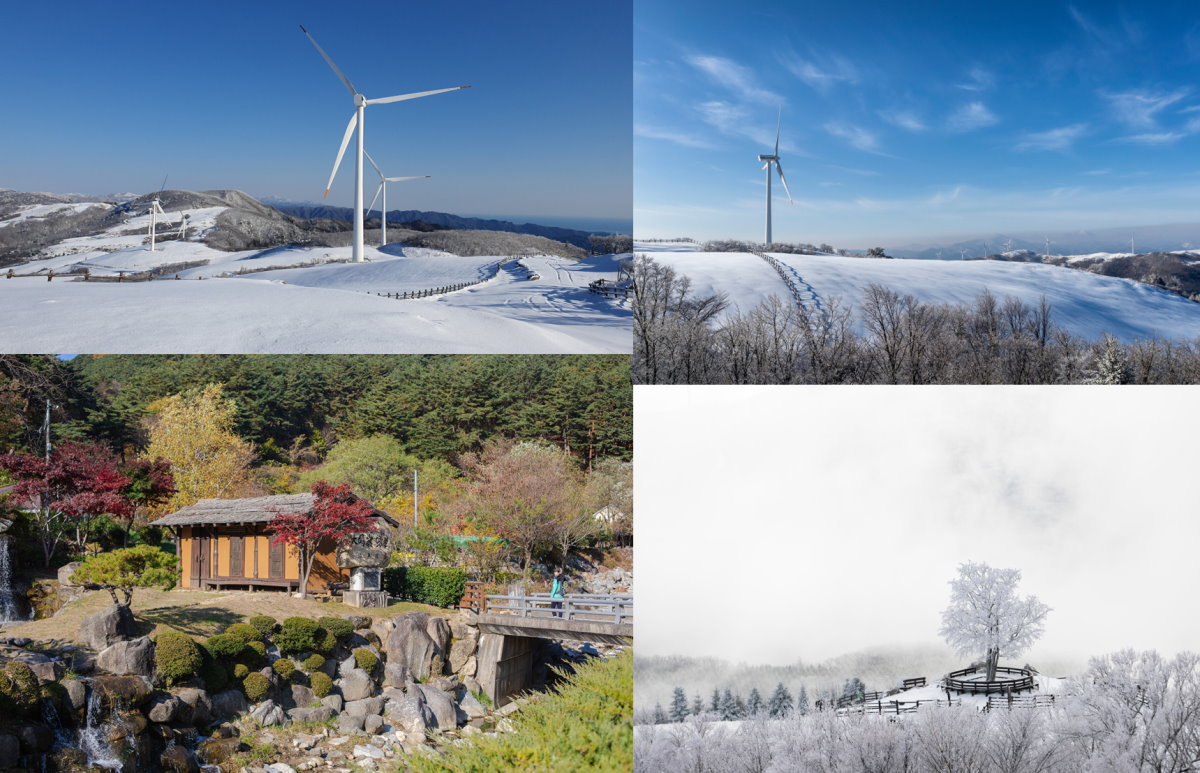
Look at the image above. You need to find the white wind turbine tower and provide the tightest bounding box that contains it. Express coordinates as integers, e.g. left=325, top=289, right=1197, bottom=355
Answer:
left=301, top=25, right=469, bottom=263
left=1044, top=235, right=1051, bottom=256
left=147, top=197, right=172, bottom=252
left=365, top=150, right=429, bottom=248
left=757, top=108, right=794, bottom=245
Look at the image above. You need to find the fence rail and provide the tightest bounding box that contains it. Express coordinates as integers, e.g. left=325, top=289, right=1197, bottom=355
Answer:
left=944, top=666, right=1037, bottom=695
left=986, top=694, right=1057, bottom=711
left=588, top=278, right=632, bottom=298
left=484, top=592, right=632, bottom=625
left=370, top=257, right=516, bottom=300
left=839, top=698, right=962, bottom=716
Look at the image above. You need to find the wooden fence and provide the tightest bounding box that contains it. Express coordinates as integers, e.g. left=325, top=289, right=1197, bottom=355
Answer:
left=484, top=592, right=633, bottom=625
left=588, top=278, right=632, bottom=298
left=903, top=677, right=927, bottom=690
left=459, top=581, right=487, bottom=613
left=370, top=257, right=514, bottom=300
left=839, top=698, right=962, bottom=716
left=944, top=666, right=1037, bottom=695
left=985, top=694, right=1057, bottom=711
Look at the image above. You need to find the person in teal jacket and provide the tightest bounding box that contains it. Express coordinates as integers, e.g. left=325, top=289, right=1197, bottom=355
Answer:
left=550, top=568, right=566, bottom=617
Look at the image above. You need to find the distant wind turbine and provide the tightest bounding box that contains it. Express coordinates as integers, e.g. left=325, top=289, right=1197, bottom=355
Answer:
left=1043, top=236, right=1051, bottom=256
left=300, top=24, right=470, bottom=263
left=757, top=108, right=794, bottom=245
left=1130, top=235, right=1136, bottom=254
left=364, top=150, right=429, bottom=248
left=147, top=197, right=170, bottom=251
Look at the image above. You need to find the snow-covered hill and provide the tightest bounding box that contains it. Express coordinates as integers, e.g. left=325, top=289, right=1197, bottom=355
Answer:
left=640, top=243, right=1200, bottom=342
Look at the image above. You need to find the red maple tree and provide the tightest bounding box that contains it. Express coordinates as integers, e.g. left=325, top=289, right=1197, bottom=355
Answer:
left=0, top=442, right=175, bottom=564
left=266, top=481, right=376, bottom=598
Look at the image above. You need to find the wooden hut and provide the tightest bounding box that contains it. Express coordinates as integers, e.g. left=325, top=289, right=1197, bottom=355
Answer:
left=153, top=493, right=396, bottom=594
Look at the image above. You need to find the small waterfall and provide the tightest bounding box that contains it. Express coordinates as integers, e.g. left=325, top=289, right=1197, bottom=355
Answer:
left=78, top=684, right=123, bottom=770
left=0, top=535, right=19, bottom=622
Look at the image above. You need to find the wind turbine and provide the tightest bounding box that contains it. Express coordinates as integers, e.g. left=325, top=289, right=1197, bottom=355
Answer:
left=147, top=198, right=172, bottom=251
left=300, top=24, right=469, bottom=263
left=364, top=150, right=429, bottom=248
left=1043, top=236, right=1051, bottom=256
left=757, top=108, right=794, bottom=245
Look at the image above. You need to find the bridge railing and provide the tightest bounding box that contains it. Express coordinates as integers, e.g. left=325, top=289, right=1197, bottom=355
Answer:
left=484, top=592, right=633, bottom=625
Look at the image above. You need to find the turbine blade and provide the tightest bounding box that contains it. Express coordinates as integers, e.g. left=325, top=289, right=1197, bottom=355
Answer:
left=368, top=182, right=383, bottom=216
left=366, top=85, right=471, bottom=105
left=324, top=112, right=358, bottom=198
left=775, top=160, right=795, bottom=203
left=761, top=162, right=769, bottom=171
left=774, top=106, right=782, bottom=156
left=384, top=176, right=430, bottom=182
left=300, top=24, right=358, bottom=96
left=364, top=149, right=384, bottom=179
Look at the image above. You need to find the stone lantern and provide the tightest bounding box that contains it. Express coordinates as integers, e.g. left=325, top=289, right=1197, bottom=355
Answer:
left=337, top=525, right=391, bottom=608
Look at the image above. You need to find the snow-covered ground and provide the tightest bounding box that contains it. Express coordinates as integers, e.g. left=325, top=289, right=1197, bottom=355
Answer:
left=639, top=244, right=1200, bottom=342
left=0, top=202, right=107, bottom=227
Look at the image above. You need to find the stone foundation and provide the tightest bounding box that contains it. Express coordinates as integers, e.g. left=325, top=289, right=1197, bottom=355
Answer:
left=342, top=590, right=389, bottom=608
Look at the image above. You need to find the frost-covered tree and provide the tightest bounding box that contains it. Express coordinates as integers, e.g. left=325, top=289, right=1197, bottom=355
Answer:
left=1091, top=335, right=1132, bottom=385
left=939, top=561, right=1050, bottom=681
left=796, top=684, right=810, bottom=716
left=691, top=693, right=704, bottom=716
left=768, top=682, right=793, bottom=718
left=669, top=686, right=690, bottom=723
left=652, top=702, right=667, bottom=725
left=710, top=687, right=721, bottom=714
left=843, top=677, right=867, bottom=701
left=719, top=689, right=738, bottom=721
left=746, top=687, right=763, bottom=716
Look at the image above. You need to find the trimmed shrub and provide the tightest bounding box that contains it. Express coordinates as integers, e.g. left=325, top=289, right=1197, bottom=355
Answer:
left=225, top=622, right=263, bottom=644
left=248, top=615, right=278, bottom=639
left=155, top=633, right=203, bottom=686
left=0, top=662, right=40, bottom=716
left=246, top=641, right=267, bottom=660
left=353, top=648, right=378, bottom=673
left=242, top=672, right=270, bottom=702
left=233, top=664, right=250, bottom=680
left=276, top=617, right=320, bottom=655
left=318, top=617, right=354, bottom=641
left=383, top=566, right=467, bottom=608
left=272, top=659, right=296, bottom=681
left=308, top=671, right=333, bottom=698
left=313, top=627, right=337, bottom=655
left=302, top=653, right=326, bottom=673
left=205, top=633, right=246, bottom=660
left=200, top=661, right=229, bottom=692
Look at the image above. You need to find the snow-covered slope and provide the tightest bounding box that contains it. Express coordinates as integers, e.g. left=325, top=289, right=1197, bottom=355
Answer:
left=642, top=246, right=1200, bottom=342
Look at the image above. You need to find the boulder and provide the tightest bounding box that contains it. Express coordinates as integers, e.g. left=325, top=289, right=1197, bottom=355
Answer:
left=364, top=713, right=385, bottom=734
left=338, top=668, right=374, bottom=701
left=384, top=691, right=433, bottom=735
left=416, top=684, right=458, bottom=730
left=385, top=614, right=437, bottom=681
left=344, top=696, right=385, bottom=718
left=338, top=654, right=357, bottom=678
left=63, top=679, right=89, bottom=716
left=337, top=713, right=365, bottom=734
left=172, top=687, right=212, bottom=726
left=96, top=636, right=155, bottom=676
left=290, top=683, right=316, bottom=709
left=15, top=724, right=53, bottom=753
left=370, top=617, right=394, bottom=644
left=429, top=675, right=459, bottom=693
left=289, top=706, right=334, bottom=723
left=382, top=662, right=411, bottom=689
left=77, top=604, right=135, bottom=650
left=17, top=652, right=65, bottom=683
left=147, top=694, right=181, bottom=723
left=0, top=734, right=19, bottom=769
left=211, top=689, right=249, bottom=719
left=425, top=616, right=451, bottom=674
left=347, top=615, right=372, bottom=629
left=266, top=765, right=297, bottom=773
left=57, top=561, right=83, bottom=586
left=91, top=674, right=154, bottom=707
left=250, top=699, right=287, bottom=727
left=160, top=743, right=200, bottom=773
left=197, top=736, right=242, bottom=766
left=70, top=650, right=96, bottom=674
left=449, top=635, right=477, bottom=674
left=321, top=694, right=344, bottom=713
left=463, top=676, right=482, bottom=696
left=458, top=690, right=488, bottom=720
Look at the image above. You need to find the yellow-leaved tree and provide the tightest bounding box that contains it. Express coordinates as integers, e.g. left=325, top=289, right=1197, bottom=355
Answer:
left=144, top=384, right=256, bottom=515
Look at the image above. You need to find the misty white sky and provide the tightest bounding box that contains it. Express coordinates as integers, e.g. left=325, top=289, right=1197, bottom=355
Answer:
left=636, top=386, right=1200, bottom=668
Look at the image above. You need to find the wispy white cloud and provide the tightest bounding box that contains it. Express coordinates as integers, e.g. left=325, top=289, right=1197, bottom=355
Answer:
left=695, top=100, right=785, bottom=150
left=1015, top=123, right=1088, bottom=152
left=1113, top=131, right=1188, bottom=145
left=948, top=101, right=999, bottom=131
left=684, top=54, right=782, bottom=104
left=634, top=124, right=713, bottom=149
left=1102, top=88, right=1189, bottom=129
left=781, top=52, right=859, bottom=93
left=824, top=164, right=881, bottom=177
left=824, top=122, right=882, bottom=153
left=928, top=185, right=964, bottom=205
left=1083, top=169, right=1111, bottom=176
left=955, top=66, right=994, bottom=92
left=880, top=110, right=926, bottom=132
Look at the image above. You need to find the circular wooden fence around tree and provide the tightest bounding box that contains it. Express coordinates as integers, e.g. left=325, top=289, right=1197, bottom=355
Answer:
left=943, top=666, right=1036, bottom=695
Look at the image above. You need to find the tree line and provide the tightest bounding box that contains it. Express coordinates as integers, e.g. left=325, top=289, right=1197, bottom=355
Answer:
left=645, top=679, right=879, bottom=725
left=632, top=255, right=1200, bottom=384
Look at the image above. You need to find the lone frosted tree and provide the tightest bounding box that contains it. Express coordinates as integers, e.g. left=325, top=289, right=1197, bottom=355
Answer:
left=719, top=689, right=738, bottom=721
left=796, top=684, right=810, bottom=716
left=768, top=682, right=793, bottom=717
left=669, top=687, right=689, bottom=723
left=939, top=561, right=1050, bottom=682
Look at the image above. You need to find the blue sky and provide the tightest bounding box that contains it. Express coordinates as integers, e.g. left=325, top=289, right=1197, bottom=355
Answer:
left=1, top=1, right=631, bottom=229
left=636, top=0, right=1200, bottom=247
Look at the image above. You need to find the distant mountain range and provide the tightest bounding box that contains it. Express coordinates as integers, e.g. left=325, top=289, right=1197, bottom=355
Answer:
left=264, top=201, right=621, bottom=250
left=888, top=222, right=1200, bottom=259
